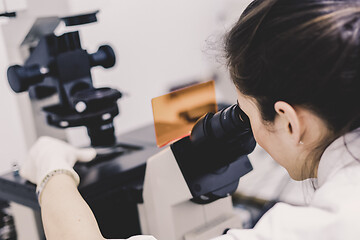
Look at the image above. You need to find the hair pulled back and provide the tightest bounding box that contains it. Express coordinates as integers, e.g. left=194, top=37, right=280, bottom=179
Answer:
left=225, top=0, right=360, bottom=137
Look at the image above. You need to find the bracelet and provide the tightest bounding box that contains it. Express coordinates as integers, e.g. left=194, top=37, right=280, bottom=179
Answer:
left=36, top=169, right=79, bottom=205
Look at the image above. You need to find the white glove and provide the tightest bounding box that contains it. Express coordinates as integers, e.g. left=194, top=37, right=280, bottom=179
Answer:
left=20, top=136, right=96, bottom=196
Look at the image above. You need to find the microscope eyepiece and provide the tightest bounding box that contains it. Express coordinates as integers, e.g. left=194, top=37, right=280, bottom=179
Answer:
left=190, top=104, right=254, bottom=155
left=209, top=104, right=251, bottom=140
left=171, top=103, right=256, bottom=202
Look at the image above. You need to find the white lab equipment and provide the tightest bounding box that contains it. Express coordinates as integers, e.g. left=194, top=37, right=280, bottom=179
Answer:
left=139, top=147, right=241, bottom=240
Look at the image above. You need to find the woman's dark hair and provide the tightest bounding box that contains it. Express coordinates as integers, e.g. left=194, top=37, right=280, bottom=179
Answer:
left=225, top=0, right=360, bottom=136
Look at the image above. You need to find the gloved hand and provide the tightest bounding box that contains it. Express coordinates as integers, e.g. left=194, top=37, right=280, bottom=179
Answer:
left=20, top=136, right=96, bottom=200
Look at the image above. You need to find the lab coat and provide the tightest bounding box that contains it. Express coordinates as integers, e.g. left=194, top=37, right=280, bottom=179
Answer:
left=121, top=128, right=360, bottom=240
left=214, top=128, right=360, bottom=240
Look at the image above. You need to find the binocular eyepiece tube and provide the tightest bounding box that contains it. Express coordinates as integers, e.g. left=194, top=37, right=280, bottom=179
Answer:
left=190, top=103, right=254, bottom=153
left=171, top=103, right=256, bottom=202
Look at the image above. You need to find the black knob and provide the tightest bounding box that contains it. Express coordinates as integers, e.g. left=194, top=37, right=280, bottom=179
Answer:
left=61, top=10, right=99, bottom=27
left=7, top=64, right=48, bottom=93
left=89, top=45, right=116, bottom=69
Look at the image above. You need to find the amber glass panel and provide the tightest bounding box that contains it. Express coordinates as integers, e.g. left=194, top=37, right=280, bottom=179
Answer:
left=152, top=81, right=217, bottom=147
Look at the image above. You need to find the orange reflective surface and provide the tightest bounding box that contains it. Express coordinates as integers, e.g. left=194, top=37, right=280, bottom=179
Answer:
left=152, top=81, right=217, bottom=147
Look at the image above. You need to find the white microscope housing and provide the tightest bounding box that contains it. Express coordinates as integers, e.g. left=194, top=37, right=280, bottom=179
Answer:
left=139, top=104, right=256, bottom=240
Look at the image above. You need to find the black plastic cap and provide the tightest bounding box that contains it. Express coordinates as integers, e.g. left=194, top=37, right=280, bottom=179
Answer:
left=89, top=45, right=116, bottom=69
left=7, top=65, right=31, bottom=93
left=7, top=64, right=45, bottom=93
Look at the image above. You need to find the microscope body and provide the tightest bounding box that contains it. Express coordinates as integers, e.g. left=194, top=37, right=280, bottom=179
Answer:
left=7, top=14, right=121, bottom=147
left=139, top=147, right=244, bottom=240
left=140, top=104, right=256, bottom=240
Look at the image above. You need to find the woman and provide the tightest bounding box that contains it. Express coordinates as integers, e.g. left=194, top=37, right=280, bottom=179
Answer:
left=20, top=0, right=360, bottom=239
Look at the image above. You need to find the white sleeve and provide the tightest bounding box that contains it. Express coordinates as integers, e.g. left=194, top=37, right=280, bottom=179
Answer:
left=210, top=202, right=340, bottom=240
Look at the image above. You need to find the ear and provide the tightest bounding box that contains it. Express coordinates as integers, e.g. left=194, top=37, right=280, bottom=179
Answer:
left=274, top=101, right=302, bottom=144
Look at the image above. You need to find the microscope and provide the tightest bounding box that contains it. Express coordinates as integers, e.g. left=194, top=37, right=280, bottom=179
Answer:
left=7, top=11, right=121, bottom=147
left=139, top=102, right=256, bottom=240
left=1, top=11, right=257, bottom=240
left=2, top=11, right=160, bottom=239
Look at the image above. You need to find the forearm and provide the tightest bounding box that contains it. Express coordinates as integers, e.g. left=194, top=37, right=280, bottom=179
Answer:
left=41, top=174, right=105, bottom=240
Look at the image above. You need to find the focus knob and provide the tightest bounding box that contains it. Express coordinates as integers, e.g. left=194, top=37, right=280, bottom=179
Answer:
left=7, top=64, right=48, bottom=93
left=89, top=45, right=116, bottom=69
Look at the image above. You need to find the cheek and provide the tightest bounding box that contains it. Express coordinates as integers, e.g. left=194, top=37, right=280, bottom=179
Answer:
left=250, top=119, right=283, bottom=163
left=250, top=119, right=296, bottom=175
left=249, top=118, right=270, bottom=149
